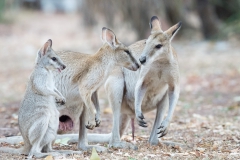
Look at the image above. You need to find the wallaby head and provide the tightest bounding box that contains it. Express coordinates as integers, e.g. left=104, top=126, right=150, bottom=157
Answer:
left=37, top=39, right=66, bottom=72
left=102, top=27, right=139, bottom=71
left=139, top=16, right=181, bottom=65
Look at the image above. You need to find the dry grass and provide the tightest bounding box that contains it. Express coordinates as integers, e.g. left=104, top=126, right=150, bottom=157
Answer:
left=0, top=11, right=239, bottom=159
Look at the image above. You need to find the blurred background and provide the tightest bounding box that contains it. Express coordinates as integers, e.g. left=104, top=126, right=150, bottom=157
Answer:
left=0, top=0, right=239, bottom=146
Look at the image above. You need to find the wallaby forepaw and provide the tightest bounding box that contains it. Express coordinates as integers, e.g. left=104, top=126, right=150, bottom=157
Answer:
left=56, top=97, right=66, bottom=105
left=95, top=117, right=101, bottom=127
left=85, top=122, right=95, bottom=130
left=136, top=112, right=147, bottom=127
left=157, top=119, right=169, bottom=138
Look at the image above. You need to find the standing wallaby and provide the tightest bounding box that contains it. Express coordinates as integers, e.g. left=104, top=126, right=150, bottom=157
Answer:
left=0, top=39, right=67, bottom=158
left=19, top=39, right=66, bottom=158
left=52, top=27, right=139, bottom=151
left=86, top=16, right=181, bottom=149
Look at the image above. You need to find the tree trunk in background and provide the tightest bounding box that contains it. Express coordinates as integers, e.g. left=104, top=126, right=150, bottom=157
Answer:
left=80, top=0, right=226, bottom=40
left=196, top=0, right=219, bottom=39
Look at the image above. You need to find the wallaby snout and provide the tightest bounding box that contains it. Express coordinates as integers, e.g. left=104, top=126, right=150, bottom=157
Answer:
left=62, top=65, right=66, bottom=70
left=136, top=63, right=140, bottom=69
left=133, top=62, right=140, bottom=70
left=139, top=56, right=146, bottom=64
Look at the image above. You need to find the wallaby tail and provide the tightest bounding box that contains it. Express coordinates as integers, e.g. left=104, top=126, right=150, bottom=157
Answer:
left=0, top=136, right=23, bottom=145
left=55, top=133, right=111, bottom=144
left=0, top=147, right=23, bottom=155
left=88, top=133, right=111, bottom=143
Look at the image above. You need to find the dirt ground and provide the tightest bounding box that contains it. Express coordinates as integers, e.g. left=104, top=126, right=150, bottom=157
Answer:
left=0, top=11, right=240, bottom=159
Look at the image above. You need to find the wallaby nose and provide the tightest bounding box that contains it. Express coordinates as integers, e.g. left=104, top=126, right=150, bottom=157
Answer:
left=62, top=65, right=66, bottom=70
left=139, top=56, right=146, bottom=64
left=136, top=63, right=140, bottom=69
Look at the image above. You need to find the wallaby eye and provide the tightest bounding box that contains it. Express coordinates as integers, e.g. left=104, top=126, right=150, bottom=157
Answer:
left=51, top=57, right=57, bottom=61
left=124, top=50, right=130, bottom=55
left=155, top=44, right=162, bottom=49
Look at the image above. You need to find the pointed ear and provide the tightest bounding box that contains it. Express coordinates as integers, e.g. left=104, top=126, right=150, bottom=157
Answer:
left=149, top=16, right=163, bottom=33
left=165, top=22, right=182, bottom=41
left=102, top=27, right=119, bottom=49
left=39, top=39, right=52, bottom=57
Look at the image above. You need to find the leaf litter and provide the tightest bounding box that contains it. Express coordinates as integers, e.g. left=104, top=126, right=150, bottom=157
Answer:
left=0, top=11, right=240, bottom=160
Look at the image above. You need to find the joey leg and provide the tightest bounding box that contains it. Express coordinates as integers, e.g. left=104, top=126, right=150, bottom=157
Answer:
left=92, top=91, right=101, bottom=127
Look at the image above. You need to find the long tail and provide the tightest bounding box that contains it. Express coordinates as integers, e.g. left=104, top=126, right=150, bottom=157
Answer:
left=0, top=136, right=23, bottom=144
left=0, top=147, right=23, bottom=155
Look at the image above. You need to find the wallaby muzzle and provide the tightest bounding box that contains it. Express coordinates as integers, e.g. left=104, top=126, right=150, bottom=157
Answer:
left=139, top=56, right=146, bottom=64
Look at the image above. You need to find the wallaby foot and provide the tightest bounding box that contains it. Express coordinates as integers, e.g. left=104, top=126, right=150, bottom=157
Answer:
left=108, top=141, right=138, bottom=150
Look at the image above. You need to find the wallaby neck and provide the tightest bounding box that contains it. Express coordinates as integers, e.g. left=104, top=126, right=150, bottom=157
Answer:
left=91, top=43, right=116, bottom=69
left=35, top=62, right=52, bottom=73
left=158, top=46, right=175, bottom=62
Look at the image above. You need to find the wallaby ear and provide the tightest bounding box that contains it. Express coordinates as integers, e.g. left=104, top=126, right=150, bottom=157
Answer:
left=102, top=27, right=119, bottom=49
left=165, top=22, right=182, bottom=41
left=150, top=16, right=163, bottom=33
left=39, top=39, right=52, bottom=57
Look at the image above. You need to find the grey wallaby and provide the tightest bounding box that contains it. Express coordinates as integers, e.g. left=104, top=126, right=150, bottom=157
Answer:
left=0, top=39, right=68, bottom=158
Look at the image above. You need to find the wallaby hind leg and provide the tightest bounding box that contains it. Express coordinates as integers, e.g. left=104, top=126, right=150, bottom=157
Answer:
left=21, top=136, right=32, bottom=155
left=105, top=71, right=137, bottom=150
left=27, top=113, right=50, bottom=158
left=149, top=91, right=169, bottom=145
left=78, top=108, right=106, bottom=152
left=42, top=143, right=52, bottom=153
left=109, top=113, right=137, bottom=150
left=40, top=126, right=57, bottom=152
left=27, top=139, right=42, bottom=158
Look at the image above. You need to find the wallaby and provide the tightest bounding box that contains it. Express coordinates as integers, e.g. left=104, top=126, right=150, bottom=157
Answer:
left=0, top=39, right=67, bottom=158
left=51, top=27, right=139, bottom=151
left=86, top=16, right=181, bottom=149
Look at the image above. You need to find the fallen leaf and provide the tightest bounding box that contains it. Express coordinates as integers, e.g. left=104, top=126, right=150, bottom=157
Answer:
left=196, top=148, right=205, bottom=153
left=123, top=153, right=130, bottom=157
left=54, top=137, right=70, bottom=146
left=103, top=107, right=112, bottom=114
left=147, top=154, right=156, bottom=158
left=90, top=147, right=100, bottom=160
left=44, top=155, right=53, bottom=160
left=116, top=152, right=123, bottom=155
left=195, top=151, right=201, bottom=157
left=162, top=153, right=171, bottom=157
